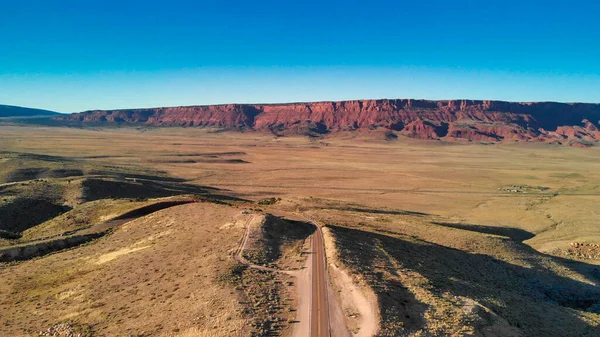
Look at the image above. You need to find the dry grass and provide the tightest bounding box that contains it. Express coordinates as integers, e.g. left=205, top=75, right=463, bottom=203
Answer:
left=0, top=203, right=249, bottom=336
left=19, top=198, right=154, bottom=242
left=3, top=126, right=598, bottom=253
left=291, top=198, right=600, bottom=336
left=2, top=125, right=600, bottom=335
left=221, top=213, right=311, bottom=336
left=0, top=146, right=242, bottom=247
left=218, top=262, right=297, bottom=337
left=241, top=214, right=312, bottom=270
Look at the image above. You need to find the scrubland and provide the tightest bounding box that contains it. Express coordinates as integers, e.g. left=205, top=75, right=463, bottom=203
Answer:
left=1, top=125, right=600, bottom=336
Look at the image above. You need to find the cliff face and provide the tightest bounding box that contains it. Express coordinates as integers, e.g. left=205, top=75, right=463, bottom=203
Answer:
left=55, top=99, right=600, bottom=146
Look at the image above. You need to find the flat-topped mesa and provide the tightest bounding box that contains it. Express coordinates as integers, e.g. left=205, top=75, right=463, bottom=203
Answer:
left=68, top=104, right=260, bottom=128
left=55, top=99, right=600, bottom=146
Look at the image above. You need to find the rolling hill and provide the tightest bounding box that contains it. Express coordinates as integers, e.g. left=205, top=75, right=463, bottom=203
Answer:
left=0, top=104, right=60, bottom=117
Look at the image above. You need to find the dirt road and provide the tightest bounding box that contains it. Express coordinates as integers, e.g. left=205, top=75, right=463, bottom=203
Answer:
left=234, top=214, right=334, bottom=337
left=310, top=225, right=331, bottom=337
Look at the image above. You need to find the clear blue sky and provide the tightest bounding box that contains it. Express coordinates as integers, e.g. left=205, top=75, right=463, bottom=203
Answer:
left=1, top=0, right=599, bottom=112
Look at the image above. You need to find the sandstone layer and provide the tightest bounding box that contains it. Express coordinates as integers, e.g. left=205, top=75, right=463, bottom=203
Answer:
left=55, top=99, right=600, bottom=146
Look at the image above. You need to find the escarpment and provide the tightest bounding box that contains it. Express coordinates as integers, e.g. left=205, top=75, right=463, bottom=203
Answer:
left=55, top=99, right=600, bottom=146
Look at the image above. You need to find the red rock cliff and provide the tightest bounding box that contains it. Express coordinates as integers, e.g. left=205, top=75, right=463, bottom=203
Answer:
left=55, top=99, right=600, bottom=146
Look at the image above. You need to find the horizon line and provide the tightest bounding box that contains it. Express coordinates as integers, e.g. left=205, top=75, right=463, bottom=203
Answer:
left=5, top=97, right=600, bottom=114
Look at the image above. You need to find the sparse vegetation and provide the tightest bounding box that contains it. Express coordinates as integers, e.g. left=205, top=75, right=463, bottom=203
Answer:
left=0, top=229, right=21, bottom=240
left=217, top=262, right=248, bottom=284
left=1, top=202, right=249, bottom=336
left=300, top=197, right=600, bottom=337
left=218, top=262, right=294, bottom=337
left=0, top=197, right=69, bottom=234
left=39, top=321, right=95, bottom=337
left=241, top=215, right=312, bottom=270
left=257, top=197, right=281, bottom=205
left=1, top=126, right=600, bottom=336
left=499, top=184, right=550, bottom=193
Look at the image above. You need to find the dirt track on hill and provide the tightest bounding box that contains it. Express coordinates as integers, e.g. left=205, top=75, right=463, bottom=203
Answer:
left=234, top=214, right=345, bottom=337
left=310, top=224, right=332, bottom=336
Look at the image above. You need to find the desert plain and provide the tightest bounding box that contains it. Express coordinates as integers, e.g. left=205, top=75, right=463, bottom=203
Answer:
left=1, top=124, right=600, bottom=337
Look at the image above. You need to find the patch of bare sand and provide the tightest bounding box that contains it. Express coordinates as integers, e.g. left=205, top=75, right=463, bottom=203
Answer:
left=93, top=227, right=174, bottom=264
left=290, top=258, right=311, bottom=337
left=94, top=245, right=151, bottom=264
left=322, top=226, right=379, bottom=337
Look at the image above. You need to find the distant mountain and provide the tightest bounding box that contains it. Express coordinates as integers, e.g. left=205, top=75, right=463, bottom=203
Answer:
left=0, top=104, right=60, bottom=117
left=55, top=99, right=600, bottom=146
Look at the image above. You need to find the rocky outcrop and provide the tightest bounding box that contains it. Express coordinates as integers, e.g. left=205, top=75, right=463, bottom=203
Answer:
left=62, top=104, right=260, bottom=128
left=54, top=99, right=600, bottom=146
left=401, top=120, right=447, bottom=139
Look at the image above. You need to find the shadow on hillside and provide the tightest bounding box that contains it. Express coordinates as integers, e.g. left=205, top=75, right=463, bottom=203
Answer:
left=316, top=206, right=428, bottom=217
left=430, top=221, right=600, bottom=284
left=87, top=170, right=190, bottom=183
left=264, top=216, right=315, bottom=263
left=46, top=169, right=84, bottom=178
left=0, top=198, right=71, bottom=233
left=432, top=222, right=535, bottom=242
left=329, top=225, right=600, bottom=337
left=0, top=152, right=73, bottom=163
left=6, top=168, right=84, bottom=183
left=6, top=168, right=49, bottom=182
left=147, top=158, right=250, bottom=164
left=243, top=215, right=315, bottom=267
left=157, top=151, right=247, bottom=157
left=82, top=178, right=247, bottom=203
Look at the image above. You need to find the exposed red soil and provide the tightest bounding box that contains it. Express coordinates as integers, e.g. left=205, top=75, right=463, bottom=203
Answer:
left=55, top=99, right=600, bottom=146
left=401, top=120, right=444, bottom=139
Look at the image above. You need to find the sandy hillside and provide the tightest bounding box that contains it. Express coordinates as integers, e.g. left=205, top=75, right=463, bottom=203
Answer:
left=0, top=203, right=249, bottom=336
